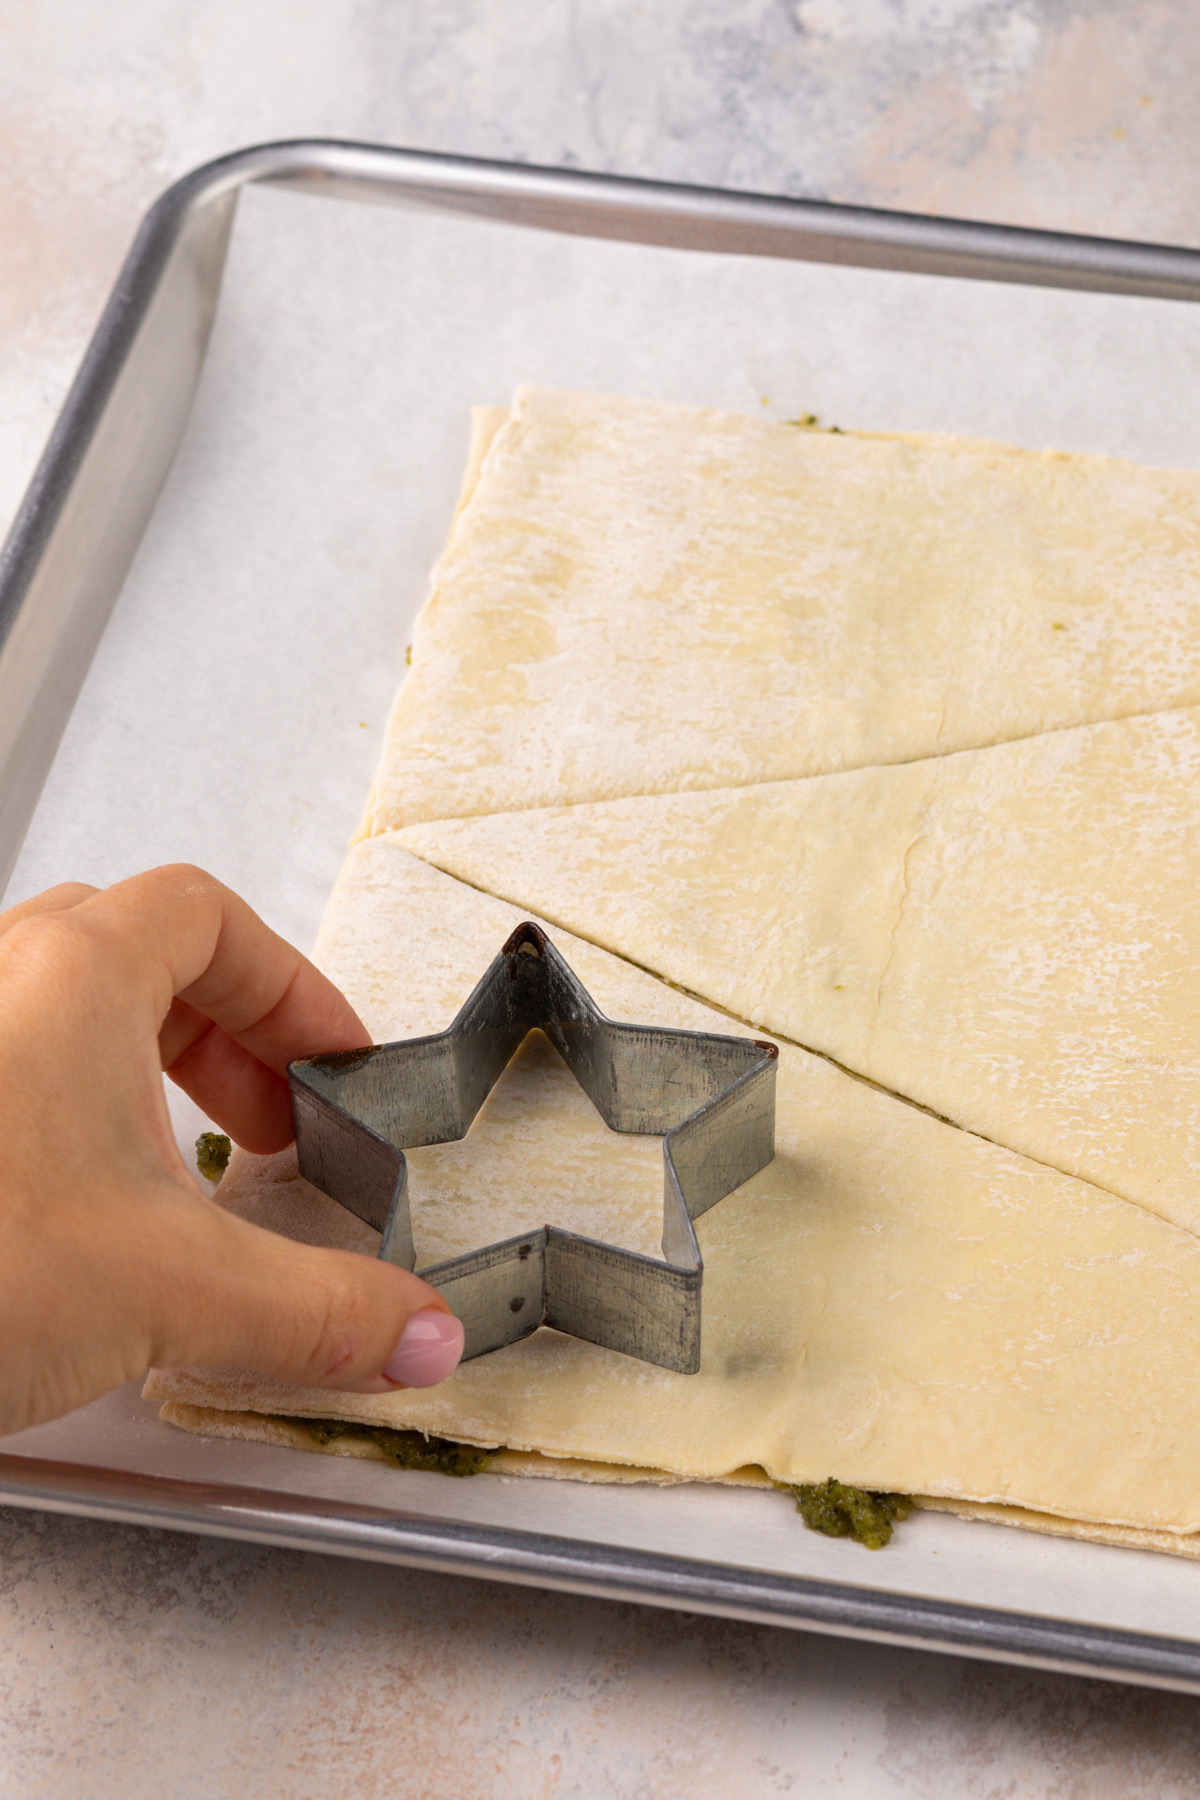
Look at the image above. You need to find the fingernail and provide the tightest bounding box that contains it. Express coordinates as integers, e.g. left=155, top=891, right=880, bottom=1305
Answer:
left=382, top=1308, right=465, bottom=1388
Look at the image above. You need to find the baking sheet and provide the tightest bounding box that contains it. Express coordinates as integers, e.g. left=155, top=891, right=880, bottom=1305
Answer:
left=7, top=1379, right=1200, bottom=1684
left=6, top=180, right=1200, bottom=1680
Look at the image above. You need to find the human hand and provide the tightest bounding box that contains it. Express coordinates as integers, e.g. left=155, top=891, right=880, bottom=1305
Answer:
left=0, top=865, right=464, bottom=1436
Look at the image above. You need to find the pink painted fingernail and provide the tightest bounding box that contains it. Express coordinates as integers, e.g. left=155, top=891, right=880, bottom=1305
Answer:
left=382, top=1308, right=465, bottom=1388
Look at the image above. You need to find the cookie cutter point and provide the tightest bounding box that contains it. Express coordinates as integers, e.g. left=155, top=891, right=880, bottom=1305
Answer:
left=288, top=924, right=777, bottom=1373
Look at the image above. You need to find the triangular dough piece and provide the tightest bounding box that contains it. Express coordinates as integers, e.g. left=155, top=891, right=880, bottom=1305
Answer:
left=394, top=706, right=1200, bottom=1235
left=361, top=385, right=1200, bottom=834
left=148, top=843, right=1200, bottom=1539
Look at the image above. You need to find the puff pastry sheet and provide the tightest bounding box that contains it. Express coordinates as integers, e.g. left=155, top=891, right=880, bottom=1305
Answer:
left=148, top=845, right=1200, bottom=1545
left=152, top=389, right=1200, bottom=1554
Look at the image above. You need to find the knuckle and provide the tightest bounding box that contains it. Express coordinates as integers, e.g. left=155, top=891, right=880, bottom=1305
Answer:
left=2, top=910, right=100, bottom=978
left=0, top=881, right=95, bottom=936
left=36, top=881, right=97, bottom=910
left=0, top=910, right=152, bottom=1029
left=153, top=862, right=218, bottom=898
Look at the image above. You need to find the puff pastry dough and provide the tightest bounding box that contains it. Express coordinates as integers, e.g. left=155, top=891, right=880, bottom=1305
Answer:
left=362, top=385, right=1200, bottom=833
left=152, top=391, right=1200, bottom=1554
left=147, top=845, right=1200, bottom=1543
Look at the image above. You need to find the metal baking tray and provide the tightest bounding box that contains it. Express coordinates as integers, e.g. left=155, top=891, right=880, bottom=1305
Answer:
left=5, top=139, right=1200, bottom=1691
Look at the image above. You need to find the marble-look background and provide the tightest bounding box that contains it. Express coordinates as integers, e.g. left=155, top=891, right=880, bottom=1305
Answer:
left=6, top=0, right=1200, bottom=544
left=5, top=3, right=1200, bottom=1794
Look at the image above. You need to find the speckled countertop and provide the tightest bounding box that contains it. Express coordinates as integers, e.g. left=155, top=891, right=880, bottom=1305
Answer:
left=6, top=5, right=1200, bottom=1795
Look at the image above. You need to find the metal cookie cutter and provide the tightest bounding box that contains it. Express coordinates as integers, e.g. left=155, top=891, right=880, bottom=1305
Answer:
left=288, top=923, right=778, bottom=1373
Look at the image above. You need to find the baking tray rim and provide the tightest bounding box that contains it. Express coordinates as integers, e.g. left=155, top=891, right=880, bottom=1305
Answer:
left=6, top=137, right=1200, bottom=1684
left=5, top=1449, right=1200, bottom=1694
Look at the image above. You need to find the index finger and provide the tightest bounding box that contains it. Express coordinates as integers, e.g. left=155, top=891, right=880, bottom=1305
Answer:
left=70, top=864, right=370, bottom=1072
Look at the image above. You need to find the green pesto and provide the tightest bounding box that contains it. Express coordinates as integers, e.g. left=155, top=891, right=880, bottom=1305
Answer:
left=281, top=1415, right=495, bottom=1477
left=776, top=1477, right=913, bottom=1549
left=195, top=1132, right=232, bottom=1183
left=785, top=415, right=846, bottom=434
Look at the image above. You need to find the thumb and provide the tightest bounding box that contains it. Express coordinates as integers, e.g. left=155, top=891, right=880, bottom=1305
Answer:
left=146, top=1197, right=465, bottom=1393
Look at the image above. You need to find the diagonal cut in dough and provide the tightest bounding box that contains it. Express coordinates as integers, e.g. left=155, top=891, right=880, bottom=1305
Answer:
left=147, top=844, right=1200, bottom=1544
left=361, top=385, right=1200, bottom=835
left=393, top=704, right=1200, bottom=1236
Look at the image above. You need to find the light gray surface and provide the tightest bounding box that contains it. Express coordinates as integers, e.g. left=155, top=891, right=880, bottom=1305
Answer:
left=9, top=1507, right=1200, bottom=1800
left=7, top=4, right=1200, bottom=1795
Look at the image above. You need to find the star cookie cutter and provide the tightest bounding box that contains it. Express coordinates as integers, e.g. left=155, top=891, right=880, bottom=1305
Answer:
left=288, top=923, right=778, bottom=1374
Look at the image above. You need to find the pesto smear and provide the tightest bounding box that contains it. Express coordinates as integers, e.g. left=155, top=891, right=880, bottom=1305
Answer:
left=282, top=1416, right=494, bottom=1477
left=277, top=1416, right=906, bottom=1529
left=195, top=1132, right=232, bottom=1183
left=778, top=1477, right=913, bottom=1549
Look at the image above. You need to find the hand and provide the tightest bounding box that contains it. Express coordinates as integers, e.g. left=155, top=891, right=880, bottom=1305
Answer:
left=0, top=865, right=464, bottom=1437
